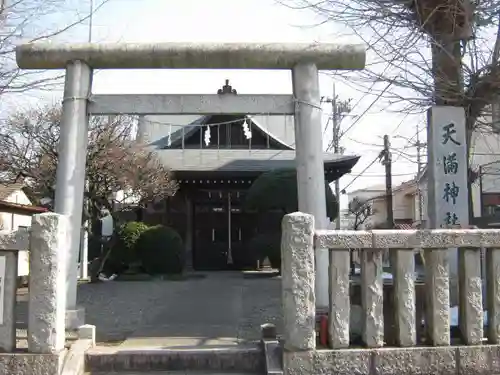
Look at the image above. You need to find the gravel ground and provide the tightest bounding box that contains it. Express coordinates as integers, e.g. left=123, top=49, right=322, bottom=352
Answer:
left=16, top=271, right=283, bottom=344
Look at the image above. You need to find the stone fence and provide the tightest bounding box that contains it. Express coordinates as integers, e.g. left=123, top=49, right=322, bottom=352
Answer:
left=0, top=213, right=68, bottom=358
left=281, top=212, right=500, bottom=375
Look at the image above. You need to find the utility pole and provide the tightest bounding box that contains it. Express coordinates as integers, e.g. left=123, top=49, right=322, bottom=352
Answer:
left=331, top=84, right=341, bottom=230
left=322, top=83, right=351, bottom=230
left=415, top=127, right=424, bottom=223
left=381, top=135, right=394, bottom=228
left=88, top=0, right=94, bottom=43
left=394, top=131, right=427, bottom=224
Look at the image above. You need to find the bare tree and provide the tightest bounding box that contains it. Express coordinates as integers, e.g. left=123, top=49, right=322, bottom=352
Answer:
left=280, top=0, right=497, bottom=218
left=0, top=105, right=177, bottom=214
left=0, top=105, right=178, bottom=280
left=280, top=1, right=499, bottom=125
left=348, top=197, right=374, bottom=230
left=0, top=0, right=107, bottom=99
left=347, top=197, right=375, bottom=273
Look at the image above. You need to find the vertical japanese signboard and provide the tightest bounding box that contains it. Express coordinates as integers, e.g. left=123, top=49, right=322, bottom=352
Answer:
left=427, top=106, right=469, bottom=306
left=427, top=106, right=469, bottom=229
left=0, top=255, right=5, bottom=325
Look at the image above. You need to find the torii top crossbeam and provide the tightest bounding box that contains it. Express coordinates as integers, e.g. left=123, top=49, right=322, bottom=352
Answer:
left=16, top=42, right=365, bottom=70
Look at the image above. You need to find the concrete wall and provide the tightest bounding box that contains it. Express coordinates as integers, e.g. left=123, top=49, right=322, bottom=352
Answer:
left=0, top=190, right=33, bottom=231
left=0, top=190, right=33, bottom=277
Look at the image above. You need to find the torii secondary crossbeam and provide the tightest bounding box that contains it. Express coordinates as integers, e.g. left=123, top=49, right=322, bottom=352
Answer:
left=15, top=41, right=366, bottom=328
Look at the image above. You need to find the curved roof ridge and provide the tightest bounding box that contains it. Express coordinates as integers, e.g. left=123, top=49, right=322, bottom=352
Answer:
left=246, top=115, right=294, bottom=150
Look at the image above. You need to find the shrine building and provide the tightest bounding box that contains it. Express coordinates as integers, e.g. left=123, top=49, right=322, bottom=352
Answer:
left=138, top=81, right=360, bottom=270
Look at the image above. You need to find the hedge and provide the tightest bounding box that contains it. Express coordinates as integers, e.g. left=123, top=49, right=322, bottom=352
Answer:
left=136, top=225, right=185, bottom=274
left=108, top=221, right=149, bottom=272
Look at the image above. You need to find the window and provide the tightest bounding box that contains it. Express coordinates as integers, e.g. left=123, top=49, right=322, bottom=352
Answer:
left=485, top=205, right=500, bottom=217
left=482, top=193, right=500, bottom=217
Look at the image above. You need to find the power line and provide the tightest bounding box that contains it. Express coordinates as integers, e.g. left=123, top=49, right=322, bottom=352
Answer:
left=339, top=81, right=392, bottom=139
left=340, top=156, right=381, bottom=192
left=353, top=172, right=416, bottom=177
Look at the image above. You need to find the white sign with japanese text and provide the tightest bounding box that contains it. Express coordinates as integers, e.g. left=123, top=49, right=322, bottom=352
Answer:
left=0, top=255, right=5, bottom=325
left=427, top=106, right=468, bottom=306
left=427, top=106, right=469, bottom=229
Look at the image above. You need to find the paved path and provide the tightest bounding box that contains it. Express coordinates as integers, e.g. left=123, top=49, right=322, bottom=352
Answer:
left=18, top=271, right=282, bottom=348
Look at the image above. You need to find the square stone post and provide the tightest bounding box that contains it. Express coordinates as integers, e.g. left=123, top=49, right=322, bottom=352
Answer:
left=458, top=247, right=483, bottom=344
left=281, top=212, right=316, bottom=351
left=28, top=213, right=68, bottom=354
left=361, top=248, right=384, bottom=347
left=392, top=249, right=416, bottom=346
left=425, top=249, right=450, bottom=345
left=487, top=247, right=500, bottom=343
left=291, top=63, right=329, bottom=309
left=54, top=60, right=92, bottom=329
left=0, top=229, right=29, bottom=352
left=0, top=250, right=17, bottom=352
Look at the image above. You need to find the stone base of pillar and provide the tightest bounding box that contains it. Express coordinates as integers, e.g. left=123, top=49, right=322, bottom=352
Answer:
left=66, top=307, right=85, bottom=330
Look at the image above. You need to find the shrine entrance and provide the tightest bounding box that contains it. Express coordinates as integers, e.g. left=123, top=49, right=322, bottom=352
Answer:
left=192, top=189, right=254, bottom=271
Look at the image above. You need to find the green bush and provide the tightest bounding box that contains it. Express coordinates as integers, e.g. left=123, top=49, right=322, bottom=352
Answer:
left=244, top=169, right=339, bottom=221
left=136, top=225, right=185, bottom=275
left=109, top=221, right=149, bottom=270
left=248, top=232, right=282, bottom=270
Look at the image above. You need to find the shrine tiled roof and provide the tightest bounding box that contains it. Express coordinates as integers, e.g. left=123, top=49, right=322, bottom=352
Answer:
left=151, top=148, right=359, bottom=173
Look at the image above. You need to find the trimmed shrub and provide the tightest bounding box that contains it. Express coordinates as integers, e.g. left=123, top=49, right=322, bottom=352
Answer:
left=244, top=168, right=339, bottom=221
left=108, top=221, right=149, bottom=271
left=248, top=232, right=282, bottom=270
left=136, top=225, right=185, bottom=275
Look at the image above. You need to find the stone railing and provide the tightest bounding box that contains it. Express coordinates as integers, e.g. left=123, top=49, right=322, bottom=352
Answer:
left=281, top=212, right=500, bottom=375
left=0, top=213, right=68, bottom=367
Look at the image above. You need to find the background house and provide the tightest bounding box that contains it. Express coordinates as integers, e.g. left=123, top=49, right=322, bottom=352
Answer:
left=469, top=119, right=500, bottom=226
left=347, top=182, right=417, bottom=229
left=0, top=183, right=47, bottom=280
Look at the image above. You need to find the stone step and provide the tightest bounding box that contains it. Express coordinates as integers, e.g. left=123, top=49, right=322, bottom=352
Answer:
left=85, top=346, right=264, bottom=373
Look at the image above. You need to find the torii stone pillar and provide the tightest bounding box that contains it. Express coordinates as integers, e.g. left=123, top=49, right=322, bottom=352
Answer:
left=16, top=42, right=365, bottom=311
left=56, top=60, right=93, bottom=329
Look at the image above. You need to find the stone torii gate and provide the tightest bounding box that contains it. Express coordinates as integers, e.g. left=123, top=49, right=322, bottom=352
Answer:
left=16, top=42, right=366, bottom=328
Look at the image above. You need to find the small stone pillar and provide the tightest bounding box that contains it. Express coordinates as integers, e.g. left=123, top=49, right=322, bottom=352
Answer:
left=0, top=229, right=29, bottom=352
left=281, top=212, right=316, bottom=351
left=0, top=249, right=17, bottom=352
left=28, top=213, right=68, bottom=354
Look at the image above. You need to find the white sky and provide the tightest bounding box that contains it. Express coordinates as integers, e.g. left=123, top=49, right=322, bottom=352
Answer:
left=10, top=0, right=426, bottom=209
